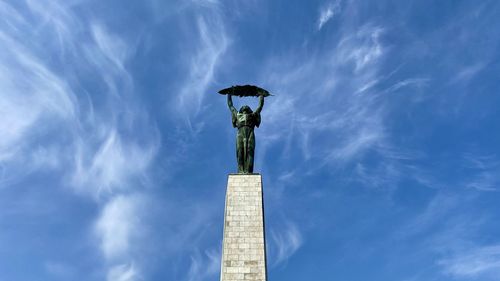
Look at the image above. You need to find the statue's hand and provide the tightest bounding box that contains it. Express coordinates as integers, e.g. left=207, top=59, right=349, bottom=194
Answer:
left=255, top=94, right=264, bottom=114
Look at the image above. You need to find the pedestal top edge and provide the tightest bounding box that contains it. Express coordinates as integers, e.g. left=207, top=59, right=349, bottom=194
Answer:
left=227, top=173, right=262, bottom=179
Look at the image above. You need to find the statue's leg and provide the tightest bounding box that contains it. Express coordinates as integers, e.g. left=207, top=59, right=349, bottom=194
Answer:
left=236, top=130, right=245, bottom=173
left=246, top=131, right=255, bottom=173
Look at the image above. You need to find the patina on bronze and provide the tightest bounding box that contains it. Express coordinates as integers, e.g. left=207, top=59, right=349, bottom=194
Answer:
left=218, top=85, right=270, bottom=174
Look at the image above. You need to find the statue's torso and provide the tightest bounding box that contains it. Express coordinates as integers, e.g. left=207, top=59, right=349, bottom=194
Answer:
left=236, top=113, right=256, bottom=128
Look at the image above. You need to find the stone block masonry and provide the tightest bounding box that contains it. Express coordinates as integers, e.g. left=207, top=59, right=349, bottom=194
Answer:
left=220, top=174, right=267, bottom=281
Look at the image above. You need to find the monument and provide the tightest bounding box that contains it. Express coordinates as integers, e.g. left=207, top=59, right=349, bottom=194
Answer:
left=218, top=85, right=270, bottom=281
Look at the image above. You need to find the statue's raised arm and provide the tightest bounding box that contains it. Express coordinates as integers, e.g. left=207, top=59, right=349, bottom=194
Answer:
left=255, top=95, right=264, bottom=114
left=227, top=94, right=237, bottom=114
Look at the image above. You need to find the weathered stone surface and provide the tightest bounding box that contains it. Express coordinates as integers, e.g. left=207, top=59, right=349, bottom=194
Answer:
left=220, top=174, right=267, bottom=281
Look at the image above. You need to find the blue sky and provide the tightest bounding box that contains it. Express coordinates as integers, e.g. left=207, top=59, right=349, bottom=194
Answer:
left=1, top=0, right=500, bottom=280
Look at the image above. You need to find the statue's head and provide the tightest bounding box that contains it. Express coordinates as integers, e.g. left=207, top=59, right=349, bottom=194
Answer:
left=239, top=105, right=253, bottom=114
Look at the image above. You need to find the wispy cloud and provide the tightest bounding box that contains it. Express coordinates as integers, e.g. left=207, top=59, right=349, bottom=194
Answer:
left=185, top=248, right=220, bottom=281
left=94, top=195, right=145, bottom=259
left=269, top=221, right=303, bottom=267
left=107, top=263, right=140, bottom=281
left=86, top=22, right=134, bottom=97
left=71, top=129, right=158, bottom=198
left=129, top=196, right=224, bottom=281
left=338, top=25, right=384, bottom=72
left=0, top=1, right=158, bottom=191
left=257, top=23, right=388, bottom=174
left=175, top=12, right=230, bottom=130
left=95, top=195, right=147, bottom=281
left=91, top=24, right=131, bottom=71
left=386, top=78, right=430, bottom=93
left=463, top=153, right=500, bottom=192
left=394, top=190, right=500, bottom=280
left=317, top=0, right=341, bottom=31
left=153, top=198, right=221, bottom=258
left=396, top=193, right=460, bottom=239
left=466, top=172, right=499, bottom=192
left=439, top=245, right=500, bottom=278
left=450, top=62, right=486, bottom=84
left=0, top=2, right=160, bottom=280
left=44, top=261, right=76, bottom=279
left=0, top=1, right=78, bottom=183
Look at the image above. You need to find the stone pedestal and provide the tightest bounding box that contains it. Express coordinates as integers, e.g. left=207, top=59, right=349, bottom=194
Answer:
left=220, top=174, right=267, bottom=281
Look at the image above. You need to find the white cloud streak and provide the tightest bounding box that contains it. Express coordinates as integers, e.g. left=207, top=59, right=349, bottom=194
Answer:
left=396, top=193, right=459, bottom=239
left=317, top=1, right=341, bottom=31
left=0, top=2, right=160, bottom=279
left=0, top=1, right=80, bottom=186
left=107, top=263, right=140, bottom=281
left=466, top=172, right=499, bottom=192
left=94, top=195, right=144, bottom=259
left=338, top=25, right=384, bottom=72
left=454, top=62, right=485, bottom=82
left=269, top=221, right=303, bottom=267
left=96, top=195, right=147, bottom=281
left=0, top=29, right=76, bottom=161
left=257, top=24, right=388, bottom=174
left=463, top=153, right=500, bottom=192
left=394, top=191, right=500, bottom=280
left=439, top=245, right=500, bottom=278
left=71, top=129, right=158, bottom=198
left=185, top=249, right=220, bottom=281
left=0, top=1, right=159, bottom=193
left=86, top=23, right=134, bottom=97
left=176, top=13, right=229, bottom=130
left=44, top=261, right=75, bottom=279
left=92, top=24, right=130, bottom=71
left=386, top=78, right=430, bottom=93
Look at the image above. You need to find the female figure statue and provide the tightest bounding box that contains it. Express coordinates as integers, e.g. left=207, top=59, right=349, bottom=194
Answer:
left=227, top=94, right=264, bottom=173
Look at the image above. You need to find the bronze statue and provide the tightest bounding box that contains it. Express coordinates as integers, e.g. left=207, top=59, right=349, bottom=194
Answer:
left=218, top=85, right=271, bottom=173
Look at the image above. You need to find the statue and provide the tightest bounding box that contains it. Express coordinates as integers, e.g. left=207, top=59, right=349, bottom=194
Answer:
left=218, top=85, right=271, bottom=173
